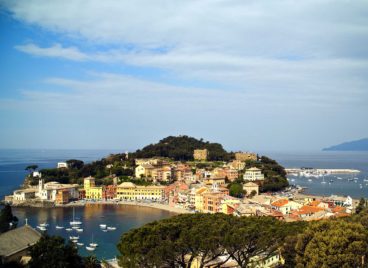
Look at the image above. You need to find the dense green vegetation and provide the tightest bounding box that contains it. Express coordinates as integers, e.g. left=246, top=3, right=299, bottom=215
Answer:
left=0, top=204, right=18, bottom=233
left=133, top=135, right=232, bottom=161
left=117, top=210, right=368, bottom=268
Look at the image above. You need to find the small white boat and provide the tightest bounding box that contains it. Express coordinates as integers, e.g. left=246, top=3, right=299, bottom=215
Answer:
left=99, top=224, right=107, bottom=229
left=86, top=246, right=95, bottom=251
left=77, top=242, right=84, bottom=246
left=107, top=227, right=116, bottom=231
left=90, top=243, right=98, bottom=247
left=76, top=228, right=83, bottom=232
left=70, top=207, right=82, bottom=225
left=65, top=228, right=73, bottom=232
left=102, top=229, right=108, bottom=232
left=37, top=226, right=47, bottom=231
left=39, top=223, right=49, bottom=227
left=56, top=225, right=64, bottom=229
left=72, top=226, right=79, bottom=229
left=69, top=236, right=79, bottom=240
left=71, top=239, right=78, bottom=243
left=308, top=179, right=312, bottom=182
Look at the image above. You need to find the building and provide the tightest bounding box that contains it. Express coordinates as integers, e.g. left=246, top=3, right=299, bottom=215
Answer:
left=13, top=189, right=37, bottom=202
left=102, top=185, right=117, bottom=200
left=193, top=149, right=208, bottom=161
left=37, top=180, right=79, bottom=202
left=57, top=162, right=68, bottom=168
left=271, top=199, right=303, bottom=215
left=84, top=177, right=103, bottom=200
left=203, top=177, right=226, bottom=186
left=32, top=171, right=42, bottom=178
left=55, top=189, right=70, bottom=204
left=202, top=192, right=225, bottom=213
left=0, top=225, right=41, bottom=264
left=194, top=187, right=208, bottom=212
left=151, top=166, right=173, bottom=182
left=228, top=160, right=246, bottom=171
left=235, top=152, right=257, bottom=162
left=243, top=167, right=265, bottom=181
left=135, top=164, right=155, bottom=178
left=243, top=182, right=259, bottom=196
left=116, top=182, right=165, bottom=201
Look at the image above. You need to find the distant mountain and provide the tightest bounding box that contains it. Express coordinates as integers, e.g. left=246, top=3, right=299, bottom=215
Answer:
left=323, top=138, right=368, bottom=151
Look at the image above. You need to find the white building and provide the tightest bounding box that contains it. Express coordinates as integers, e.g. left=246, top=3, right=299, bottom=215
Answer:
left=57, top=162, right=68, bottom=169
left=243, top=167, right=265, bottom=181
left=13, top=189, right=37, bottom=201
left=32, top=171, right=42, bottom=178
left=37, top=179, right=79, bottom=201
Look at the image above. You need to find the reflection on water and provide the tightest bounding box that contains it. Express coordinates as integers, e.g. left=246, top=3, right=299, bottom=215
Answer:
left=13, top=204, right=176, bottom=260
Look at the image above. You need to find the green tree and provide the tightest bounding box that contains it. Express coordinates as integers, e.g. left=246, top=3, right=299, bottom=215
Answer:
left=294, top=220, right=368, bottom=268
left=83, top=255, right=100, bottom=268
left=356, top=197, right=366, bottom=214
left=224, top=216, right=285, bottom=267
left=228, top=183, right=244, bottom=198
left=25, top=165, right=38, bottom=174
left=0, top=204, right=18, bottom=233
left=29, top=235, right=83, bottom=268
left=66, top=159, right=84, bottom=170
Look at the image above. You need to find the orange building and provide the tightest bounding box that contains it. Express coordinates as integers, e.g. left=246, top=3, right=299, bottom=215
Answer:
left=102, top=185, right=117, bottom=200
left=78, top=189, right=86, bottom=200
left=202, top=192, right=225, bottom=213
left=55, top=189, right=69, bottom=204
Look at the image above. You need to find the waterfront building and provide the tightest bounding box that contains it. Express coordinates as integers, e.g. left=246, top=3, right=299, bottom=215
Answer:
left=243, top=182, right=259, bottom=196
left=235, top=152, right=257, bottom=162
left=55, top=189, right=70, bottom=204
left=0, top=225, right=41, bottom=264
left=37, top=180, right=79, bottom=202
left=84, top=177, right=103, bottom=200
left=193, top=149, right=208, bottom=161
left=102, top=185, right=117, bottom=200
left=57, top=162, right=68, bottom=169
left=116, top=182, right=165, bottom=201
left=13, top=189, right=37, bottom=202
left=243, top=167, right=265, bottom=181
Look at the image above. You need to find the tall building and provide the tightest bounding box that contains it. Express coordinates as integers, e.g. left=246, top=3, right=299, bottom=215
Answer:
left=193, top=149, right=208, bottom=161
left=84, top=177, right=103, bottom=200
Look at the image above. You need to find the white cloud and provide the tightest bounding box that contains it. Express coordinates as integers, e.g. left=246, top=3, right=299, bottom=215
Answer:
left=15, top=43, right=89, bottom=61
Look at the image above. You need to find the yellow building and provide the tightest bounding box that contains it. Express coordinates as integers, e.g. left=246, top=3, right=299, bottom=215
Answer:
left=194, top=187, right=208, bottom=212
left=221, top=198, right=241, bottom=214
left=116, top=182, right=165, bottom=201
left=84, top=176, right=103, bottom=200
left=193, top=149, right=208, bottom=161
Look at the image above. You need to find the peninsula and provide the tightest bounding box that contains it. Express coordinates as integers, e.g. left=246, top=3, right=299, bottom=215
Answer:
left=323, top=138, right=368, bottom=151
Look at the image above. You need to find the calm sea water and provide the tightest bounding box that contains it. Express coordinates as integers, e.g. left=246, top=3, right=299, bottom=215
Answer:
left=12, top=204, right=176, bottom=260
left=263, top=151, right=368, bottom=198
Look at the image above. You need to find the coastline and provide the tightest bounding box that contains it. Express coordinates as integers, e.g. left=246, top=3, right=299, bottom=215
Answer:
left=10, top=199, right=190, bottom=214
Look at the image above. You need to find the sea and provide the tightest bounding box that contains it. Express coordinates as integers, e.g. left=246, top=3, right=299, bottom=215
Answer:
left=1, top=149, right=368, bottom=259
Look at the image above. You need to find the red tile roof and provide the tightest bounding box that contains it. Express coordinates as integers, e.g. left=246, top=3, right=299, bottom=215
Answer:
left=271, top=199, right=289, bottom=207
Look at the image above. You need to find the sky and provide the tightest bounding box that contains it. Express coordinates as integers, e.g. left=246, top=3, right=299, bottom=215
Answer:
left=0, top=0, right=367, bottom=152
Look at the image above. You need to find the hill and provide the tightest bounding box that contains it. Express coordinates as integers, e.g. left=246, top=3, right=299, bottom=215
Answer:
left=132, top=135, right=232, bottom=161
left=323, top=138, right=368, bottom=151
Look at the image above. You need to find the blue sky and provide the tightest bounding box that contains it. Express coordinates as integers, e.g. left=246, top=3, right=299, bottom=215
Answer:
left=0, top=0, right=367, bottom=151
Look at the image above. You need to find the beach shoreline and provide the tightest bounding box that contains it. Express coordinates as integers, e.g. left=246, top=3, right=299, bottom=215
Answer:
left=9, top=199, right=190, bottom=214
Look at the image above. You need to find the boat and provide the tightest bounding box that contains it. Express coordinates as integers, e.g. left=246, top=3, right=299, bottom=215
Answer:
left=72, top=226, right=79, bottom=229
left=360, top=184, right=363, bottom=189
left=102, top=229, right=108, bottom=232
left=321, top=176, right=327, bottom=184
left=70, top=207, right=82, bottom=225
left=37, top=226, right=47, bottom=231
left=99, top=224, right=107, bottom=229
left=77, top=242, right=84, bottom=246
left=89, top=234, right=98, bottom=247
left=39, top=223, right=49, bottom=227
left=65, top=228, right=73, bottom=232
left=69, top=236, right=79, bottom=240
left=363, top=179, right=368, bottom=182
left=337, top=177, right=343, bottom=180
left=107, top=227, right=116, bottom=231
left=329, top=179, right=334, bottom=183
left=86, top=246, right=95, bottom=251
left=56, top=225, right=64, bottom=229
left=308, top=179, right=312, bottom=182
left=76, top=228, right=83, bottom=232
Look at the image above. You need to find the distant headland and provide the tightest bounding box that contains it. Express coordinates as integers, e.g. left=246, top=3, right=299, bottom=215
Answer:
left=323, top=138, right=368, bottom=151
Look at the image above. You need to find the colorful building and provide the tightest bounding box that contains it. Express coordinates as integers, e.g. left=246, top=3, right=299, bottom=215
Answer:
left=116, top=182, right=165, bottom=201
left=84, top=177, right=103, bottom=200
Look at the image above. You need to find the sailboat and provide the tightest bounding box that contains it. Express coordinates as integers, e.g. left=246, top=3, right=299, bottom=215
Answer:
left=86, top=246, right=95, bottom=251
left=56, top=225, right=64, bottom=229
left=70, top=207, right=82, bottom=225
left=89, top=234, right=98, bottom=247
left=321, top=176, right=327, bottom=184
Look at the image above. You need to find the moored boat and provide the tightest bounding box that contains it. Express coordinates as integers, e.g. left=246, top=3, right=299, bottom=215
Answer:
left=107, top=227, right=116, bottom=231
left=99, top=224, right=107, bottom=229
left=86, top=246, right=95, bottom=251
left=56, top=225, right=64, bottom=229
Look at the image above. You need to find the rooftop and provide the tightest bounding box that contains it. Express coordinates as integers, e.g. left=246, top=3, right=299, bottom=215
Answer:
left=0, top=225, right=41, bottom=257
